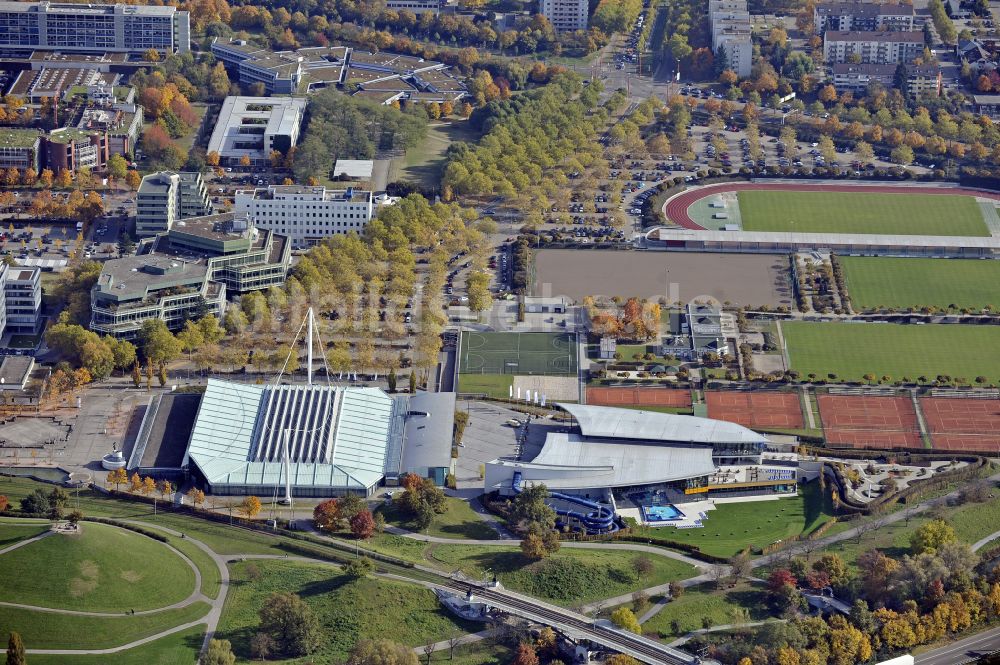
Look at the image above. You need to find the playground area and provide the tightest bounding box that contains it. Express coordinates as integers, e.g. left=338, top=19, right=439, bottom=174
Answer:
left=705, top=391, right=804, bottom=429
left=459, top=332, right=578, bottom=376
left=818, top=395, right=923, bottom=449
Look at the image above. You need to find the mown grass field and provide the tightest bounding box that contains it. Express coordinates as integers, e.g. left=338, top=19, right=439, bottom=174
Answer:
left=456, top=373, right=513, bottom=398
left=9, top=625, right=206, bottom=665
left=631, top=483, right=835, bottom=558
left=0, top=521, right=50, bottom=549
left=641, top=582, right=770, bottom=638
left=839, top=257, right=1000, bottom=311
left=782, top=321, right=1000, bottom=382
left=426, top=545, right=696, bottom=606
left=0, top=602, right=210, bottom=650
left=377, top=497, right=498, bottom=540
left=737, top=191, right=988, bottom=236
left=217, top=560, right=476, bottom=663
left=0, top=522, right=195, bottom=612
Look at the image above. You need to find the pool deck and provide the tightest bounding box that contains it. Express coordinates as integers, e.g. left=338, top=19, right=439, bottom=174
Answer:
left=622, top=493, right=793, bottom=529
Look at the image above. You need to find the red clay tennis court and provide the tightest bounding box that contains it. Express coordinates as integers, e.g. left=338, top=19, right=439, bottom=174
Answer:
left=818, top=395, right=922, bottom=449
left=706, top=391, right=804, bottom=429
left=586, top=387, right=692, bottom=408
left=921, top=397, right=1000, bottom=453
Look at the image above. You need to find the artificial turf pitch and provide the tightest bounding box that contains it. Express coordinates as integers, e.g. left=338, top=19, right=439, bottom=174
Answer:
left=736, top=191, right=989, bottom=236
left=459, top=332, right=577, bottom=376
left=839, top=257, right=1000, bottom=311
left=782, top=321, right=1000, bottom=382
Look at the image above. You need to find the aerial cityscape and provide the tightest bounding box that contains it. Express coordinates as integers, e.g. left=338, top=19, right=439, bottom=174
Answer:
left=0, top=0, right=998, bottom=663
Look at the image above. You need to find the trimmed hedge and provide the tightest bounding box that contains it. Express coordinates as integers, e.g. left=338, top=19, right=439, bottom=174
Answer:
left=81, top=516, right=168, bottom=542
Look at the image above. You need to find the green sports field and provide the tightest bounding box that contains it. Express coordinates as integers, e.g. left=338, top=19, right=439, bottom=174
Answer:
left=737, top=191, right=989, bottom=236
left=782, top=321, right=1000, bottom=382
left=459, top=332, right=578, bottom=375
left=840, top=257, right=1000, bottom=310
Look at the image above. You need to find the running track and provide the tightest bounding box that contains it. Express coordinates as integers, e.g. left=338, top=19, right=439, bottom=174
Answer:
left=662, top=183, right=1000, bottom=230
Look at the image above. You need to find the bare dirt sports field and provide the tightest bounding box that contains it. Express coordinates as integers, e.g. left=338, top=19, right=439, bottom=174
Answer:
left=533, top=250, right=793, bottom=306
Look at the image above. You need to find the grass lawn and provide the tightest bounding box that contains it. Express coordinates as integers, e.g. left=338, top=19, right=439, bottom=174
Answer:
left=737, top=191, right=989, bottom=236
left=839, top=257, right=1000, bottom=311
left=425, top=545, right=696, bottom=607
left=457, top=373, right=513, bottom=398
left=0, top=602, right=209, bottom=650
left=377, top=497, right=498, bottom=540
left=782, top=321, right=1000, bottom=383
left=217, top=560, right=477, bottom=663
left=136, top=523, right=223, bottom=599
left=632, top=483, right=835, bottom=558
left=0, top=522, right=195, bottom=612
left=0, top=522, right=49, bottom=549
left=11, top=624, right=205, bottom=665
left=641, top=582, right=770, bottom=639
left=397, top=121, right=479, bottom=189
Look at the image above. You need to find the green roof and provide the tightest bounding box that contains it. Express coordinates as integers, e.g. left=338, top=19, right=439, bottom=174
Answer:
left=0, top=129, right=42, bottom=149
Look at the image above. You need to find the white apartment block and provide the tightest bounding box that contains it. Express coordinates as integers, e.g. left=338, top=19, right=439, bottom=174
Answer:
left=539, top=0, right=588, bottom=32
left=709, top=0, right=752, bottom=78
left=234, top=185, right=375, bottom=248
left=814, top=2, right=915, bottom=34
left=386, top=0, right=441, bottom=13
left=823, top=30, right=924, bottom=64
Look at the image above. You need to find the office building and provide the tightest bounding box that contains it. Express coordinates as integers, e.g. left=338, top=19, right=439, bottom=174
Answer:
left=0, top=1, right=190, bottom=55
left=710, top=0, right=753, bottom=78
left=973, top=94, right=1000, bottom=119
left=91, top=213, right=290, bottom=338
left=206, top=96, right=307, bottom=167
left=42, top=128, right=109, bottom=173
left=234, top=185, right=375, bottom=248
left=136, top=171, right=213, bottom=238
left=813, top=1, right=914, bottom=33
left=0, top=129, right=42, bottom=172
left=823, top=30, right=924, bottom=64
left=4, top=267, right=42, bottom=335
left=539, top=0, right=588, bottom=32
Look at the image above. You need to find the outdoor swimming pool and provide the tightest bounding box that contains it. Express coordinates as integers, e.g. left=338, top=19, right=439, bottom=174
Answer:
left=641, top=504, right=682, bottom=522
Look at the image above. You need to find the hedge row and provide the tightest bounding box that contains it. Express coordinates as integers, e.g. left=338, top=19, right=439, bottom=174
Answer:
left=81, top=516, right=168, bottom=542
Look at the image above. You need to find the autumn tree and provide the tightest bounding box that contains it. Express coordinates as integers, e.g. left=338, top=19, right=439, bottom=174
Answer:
left=349, top=509, right=376, bottom=539
left=237, top=495, right=262, bottom=519
left=258, top=592, right=322, bottom=657
left=610, top=607, right=642, bottom=634
left=204, top=639, right=237, bottom=665
left=6, top=632, right=25, bottom=665
left=910, top=519, right=956, bottom=554
left=106, top=467, right=128, bottom=491
left=186, top=487, right=206, bottom=508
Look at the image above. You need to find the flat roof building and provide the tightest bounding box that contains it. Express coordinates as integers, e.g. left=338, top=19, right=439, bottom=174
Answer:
left=333, top=159, right=374, bottom=181
left=206, top=96, right=307, bottom=167
left=234, top=185, right=375, bottom=248
left=814, top=1, right=914, bottom=33
left=136, top=171, right=213, bottom=238
left=91, top=213, right=291, bottom=338
left=0, top=1, right=190, bottom=56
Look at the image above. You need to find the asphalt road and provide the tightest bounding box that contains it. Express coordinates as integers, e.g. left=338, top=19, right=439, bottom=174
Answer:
left=915, top=625, right=1000, bottom=665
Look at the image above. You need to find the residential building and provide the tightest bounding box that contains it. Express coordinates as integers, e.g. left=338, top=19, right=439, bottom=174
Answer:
left=710, top=0, right=752, bottom=77
left=973, top=94, right=1000, bottom=119
left=538, top=0, right=588, bottom=32
left=831, top=62, right=896, bottom=92
left=91, top=212, right=291, bottom=338
left=206, top=96, right=307, bottom=167
left=136, top=171, right=212, bottom=238
left=4, top=267, right=42, bottom=335
left=906, top=64, right=942, bottom=97
left=813, top=1, right=914, bottom=33
left=0, top=129, right=42, bottom=172
left=386, top=0, right=441, bottom=12
left=234, top=185, right=375, bottom=248
left=823, top=30, right=924, bottom=64
left=0, top=1, right=190, bottom=55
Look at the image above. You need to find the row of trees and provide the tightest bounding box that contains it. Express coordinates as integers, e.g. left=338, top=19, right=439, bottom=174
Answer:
left=313, top=493, right=381, bottom=539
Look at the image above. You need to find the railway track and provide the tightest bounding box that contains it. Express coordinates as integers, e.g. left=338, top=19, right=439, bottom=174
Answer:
left=438, top=579, right=702, bottom=665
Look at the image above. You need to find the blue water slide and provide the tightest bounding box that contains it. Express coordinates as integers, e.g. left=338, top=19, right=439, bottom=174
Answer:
left=511, top=472, right=618, bottom=535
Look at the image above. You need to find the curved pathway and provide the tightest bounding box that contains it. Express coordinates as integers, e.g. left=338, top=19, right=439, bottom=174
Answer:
left=0, top=530, right=52, bottom=556
left=382, top=525, right=709, bottom=570
left=661, top=181, right=1000, bottom=230
left=972, top=530, right=1000, bottom=552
